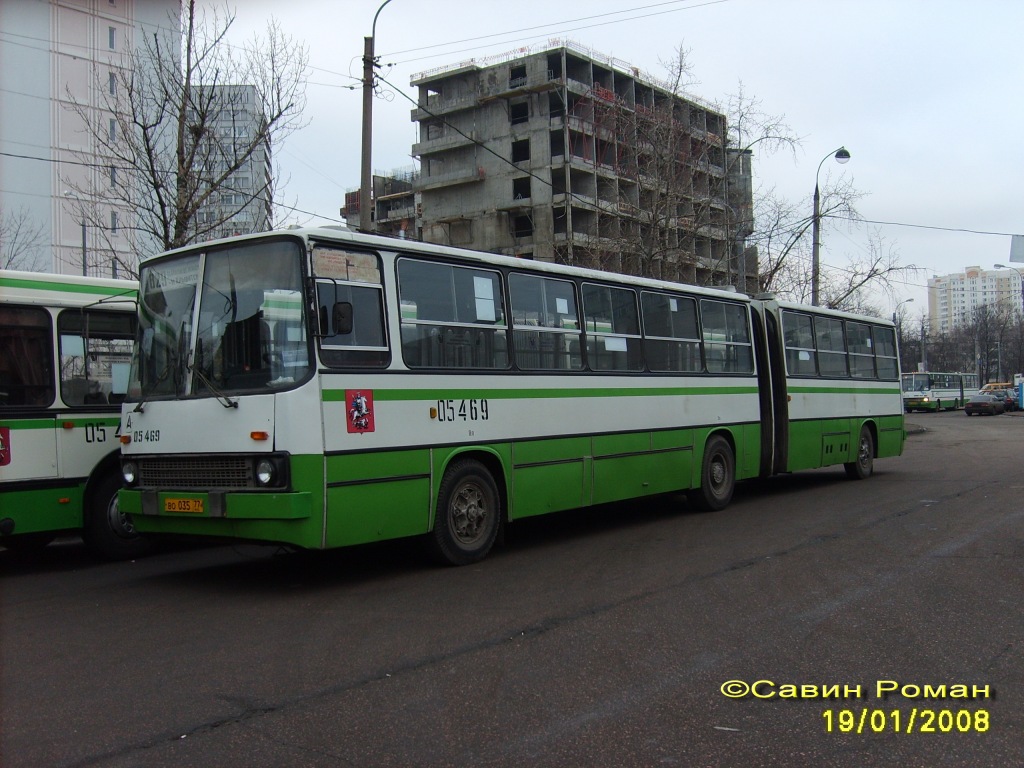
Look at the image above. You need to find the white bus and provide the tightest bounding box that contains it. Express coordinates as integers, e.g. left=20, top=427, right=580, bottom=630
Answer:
left=1, top=270, right=148, bottom=558
left=117, top=228, right=905, bottom=565
left=901, top=371, right=978, bottom=413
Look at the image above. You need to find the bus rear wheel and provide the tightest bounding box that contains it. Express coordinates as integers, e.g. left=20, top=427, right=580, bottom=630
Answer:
left=690, top=435, right=735, bottom=511
left=82, top=472, right=151, bottom=560
left=844, top=426, right=875, bottom=480
left=429, top=459, right=500, bottom=566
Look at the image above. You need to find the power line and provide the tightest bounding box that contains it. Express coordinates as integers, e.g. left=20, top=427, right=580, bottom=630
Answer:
left=385, top=0, right=731, bottom=67
left=380, top=0, right=715, bottom=58
left=836, top=215, right=1022, bottom=239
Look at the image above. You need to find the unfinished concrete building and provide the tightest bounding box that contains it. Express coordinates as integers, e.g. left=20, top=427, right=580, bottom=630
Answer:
left=410, top=42, right=755, bottom=290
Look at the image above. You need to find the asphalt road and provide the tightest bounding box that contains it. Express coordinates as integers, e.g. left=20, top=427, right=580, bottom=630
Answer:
left=2, top=410, right=1022, bottom=767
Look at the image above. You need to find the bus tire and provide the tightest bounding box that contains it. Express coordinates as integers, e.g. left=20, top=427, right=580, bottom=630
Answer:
left=690, top=435, right=735, bottom=511
left=429, top=459, right=500, bottom=566
left=844, top=426, right=874, bottom=480
left=82, top=471, right=151, bottom=560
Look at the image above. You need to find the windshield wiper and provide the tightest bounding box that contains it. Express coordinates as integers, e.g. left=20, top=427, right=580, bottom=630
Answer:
left=189, top=362, right=239, bottom=409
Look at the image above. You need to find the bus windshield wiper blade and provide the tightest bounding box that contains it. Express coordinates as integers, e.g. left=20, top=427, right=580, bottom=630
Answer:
left=189, top=364, right=239, bottom=409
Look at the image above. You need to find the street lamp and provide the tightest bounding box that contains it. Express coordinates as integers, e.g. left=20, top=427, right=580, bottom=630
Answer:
left=63, top=191, right=87, bottom=276
left=994, top=263, right=1024, bottom=316
left=811, top=146, right=851, bottom=306
left=359, top=0, right=394, bottom=233
left=892, top=297, right=914, bottom=325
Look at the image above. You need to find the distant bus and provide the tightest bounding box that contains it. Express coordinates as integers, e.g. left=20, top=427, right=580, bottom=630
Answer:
left=117, top=228, right=905, bottom=565
left=0, top=270, right=147, bottom=558
left=901, top=371, right=978, bottom=412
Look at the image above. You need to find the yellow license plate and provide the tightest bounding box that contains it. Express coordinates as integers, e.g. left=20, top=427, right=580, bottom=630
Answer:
left=164, top=497, right=205, bottom=514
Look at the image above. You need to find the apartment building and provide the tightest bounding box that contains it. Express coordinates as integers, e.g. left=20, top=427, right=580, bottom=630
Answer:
left=407, top=41, right=755, bottom=290
left=928, top=266, right=1024, bottom=334
left=193, top=84, right=272, bottom=241
left=0, top=0, right=178, bottom=276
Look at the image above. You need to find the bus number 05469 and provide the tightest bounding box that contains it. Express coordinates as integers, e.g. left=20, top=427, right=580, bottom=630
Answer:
left=437, top=399, right=489, bottom=422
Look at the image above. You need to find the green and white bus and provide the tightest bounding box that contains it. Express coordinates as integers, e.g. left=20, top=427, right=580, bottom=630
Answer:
left=1, top=270, right=148, bottom=558
left=117, top=228, right=905, bottom=565
left=901, top=371, right=978, bottom=413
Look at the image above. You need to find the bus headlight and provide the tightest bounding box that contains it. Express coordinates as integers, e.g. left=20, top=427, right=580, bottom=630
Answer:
left=122, top=461, right=138, bottom=486
left=255, top=459, right=276, bottom=486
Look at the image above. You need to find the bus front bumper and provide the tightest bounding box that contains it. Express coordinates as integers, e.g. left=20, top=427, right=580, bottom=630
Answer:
left=119, top=489, right=312, bottom=520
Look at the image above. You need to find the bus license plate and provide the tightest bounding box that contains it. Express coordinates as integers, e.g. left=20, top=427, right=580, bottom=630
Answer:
left=164, top=498, right=204, bottom=514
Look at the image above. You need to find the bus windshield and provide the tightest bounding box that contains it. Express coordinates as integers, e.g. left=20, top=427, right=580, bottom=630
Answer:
left=902, top=373, right=929, bottom=392
left=131, top=239, right=309, bottom=399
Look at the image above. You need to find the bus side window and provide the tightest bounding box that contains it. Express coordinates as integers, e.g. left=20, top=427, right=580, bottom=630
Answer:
left=397, top=259, right=508, bottom=369
left=872, top=326, right=899, bottom=380
left=0, top=306, right=55, bottom=407
left=701, top=300, right=754, bottom=374
left=781, top=311, right=817, bottom=376
left=57, top=309, right=135, bottom=407
left=509, top=272, right=582, bottom=371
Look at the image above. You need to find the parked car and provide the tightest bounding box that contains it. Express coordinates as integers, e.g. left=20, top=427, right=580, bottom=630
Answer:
left=965, top=393, right=1005, bottom=416
left=988, top=389, right=1015, bottom=412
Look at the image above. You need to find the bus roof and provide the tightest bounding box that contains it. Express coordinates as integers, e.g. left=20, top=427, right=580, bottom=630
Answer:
left=0, top=269, right=137, bottom=309
left=139, top=226, right=756, bottom=304
left=771, top=298, right=896, bottom=327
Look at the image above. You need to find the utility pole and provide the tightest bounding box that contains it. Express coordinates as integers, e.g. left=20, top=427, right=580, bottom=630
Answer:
left=359, top=34, right=374, bottom=232
left=359, top=1, right=394, bottom=233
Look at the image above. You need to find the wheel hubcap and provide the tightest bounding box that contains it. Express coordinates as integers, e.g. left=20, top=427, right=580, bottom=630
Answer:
left=710, top=458, right=726, bottom=488
left=106, top=495, right=135, bottom=538
left=451, top=484, right=487, bottom=544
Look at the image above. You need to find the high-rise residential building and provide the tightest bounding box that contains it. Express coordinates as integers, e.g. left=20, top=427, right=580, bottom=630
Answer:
left=928, top=266, right=1023, bottom=334
left=406, top=41, right=755, bottom=289
left=0, top=0, right=179, bottom=276
left=193, top=84, right=273, bottom=241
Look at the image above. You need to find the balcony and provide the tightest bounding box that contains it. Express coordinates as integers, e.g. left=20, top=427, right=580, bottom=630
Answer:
left=414, top=166, right=486, bottom=192
left=412, top=130, right=478, bottom=157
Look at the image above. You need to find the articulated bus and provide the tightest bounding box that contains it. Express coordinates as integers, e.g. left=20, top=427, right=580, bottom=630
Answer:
left=117, top=228, right=905, bottom=565
left=1, top=270, right=148, bottom=558
left=901, top=371, right=979, bottom=413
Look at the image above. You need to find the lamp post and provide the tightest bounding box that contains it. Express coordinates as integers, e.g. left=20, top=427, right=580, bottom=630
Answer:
left=994, top=263, right=1024, bottom=317
left=892, top=297, right=914, bottom=326
left=892, top=298, right=914, bottom=373
left=359, top=0, right=394, bottom=233
left=63, top=191, right=87, bottom=276
left=811, top=146, right=851, bottom=306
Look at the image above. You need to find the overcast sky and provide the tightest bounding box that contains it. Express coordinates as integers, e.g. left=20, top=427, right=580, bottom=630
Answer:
left=206, top=0, right=1024, bottom=316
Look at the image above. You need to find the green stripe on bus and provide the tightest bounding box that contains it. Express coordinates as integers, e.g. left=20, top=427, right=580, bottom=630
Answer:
left=789, top=386, right=900, bottom=395
left=322, top=386, right=760, bottom=402
left=0, top=275, right=138, bottom=298
left=1, top=419, right=56, bottom=430
left=1, top=417, right=119, bottom=430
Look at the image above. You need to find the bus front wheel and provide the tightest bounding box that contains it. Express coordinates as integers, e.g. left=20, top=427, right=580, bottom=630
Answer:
left=429, top=459, right=500, bottom=566
left=844, top=426, right=875, bottom=480
left=82, top=472, right=151, bottom=560
left=690, top=435, right=735, bottom=511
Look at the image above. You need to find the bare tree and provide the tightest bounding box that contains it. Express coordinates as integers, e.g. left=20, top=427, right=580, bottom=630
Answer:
left=0, top=207, right=47, bottom=271
left=64, top=1, right=309, bottom=267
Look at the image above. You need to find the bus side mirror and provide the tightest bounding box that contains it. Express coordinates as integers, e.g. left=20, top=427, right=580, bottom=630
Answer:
left=332, top=302, right=353, bottom=335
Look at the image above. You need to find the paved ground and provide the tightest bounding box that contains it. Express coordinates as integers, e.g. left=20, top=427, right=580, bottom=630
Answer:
left=2, top=410, right=1022, bottom=767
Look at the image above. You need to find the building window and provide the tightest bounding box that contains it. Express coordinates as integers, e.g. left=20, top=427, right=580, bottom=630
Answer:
left=110, top=211, right=118, bottom=233
left=512, top=214, right=533, bottom=238
left=109, top=165, right=117, bottom=187
left=509, top=64, right=527, bottom=89
left=511, top=139, right=530, bottom=163
left=108, top=72, right=116, bottom=95
left=512, top=177, right=530, bottom=200
left=108, top=27, right=116, bottom=50
left=510, top=102, right=529, bottom=125
left=108, top=118, right=116, bottom=141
